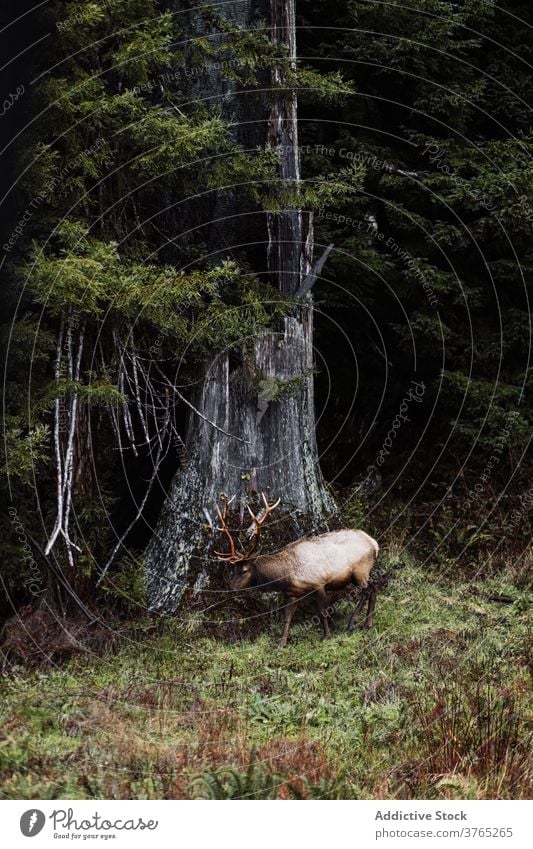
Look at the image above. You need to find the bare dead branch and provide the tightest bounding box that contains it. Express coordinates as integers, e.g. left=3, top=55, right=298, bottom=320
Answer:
left=295, top=243, right=334, bottom=298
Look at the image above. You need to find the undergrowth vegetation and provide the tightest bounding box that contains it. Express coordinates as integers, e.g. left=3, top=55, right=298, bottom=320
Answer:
left=1, top=555, right=530, bottom=800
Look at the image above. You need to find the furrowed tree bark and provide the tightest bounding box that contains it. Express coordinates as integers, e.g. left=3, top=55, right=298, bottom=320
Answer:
left=145, top=0, right=335, bottom=612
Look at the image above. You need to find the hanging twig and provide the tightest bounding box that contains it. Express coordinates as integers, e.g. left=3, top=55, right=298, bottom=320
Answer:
left=114, top=329, right=138, bottom=455
left=45, top=312, right=86, bottom=570
left=98, top=332, right=249, bottom=580
left=295, top=243, right=334, bottom=298
left=45, top=315, right=65, bottom=556
left=97, top=388, right=172, bottom=585
left=129, top=331, right=151, bottom=447
left=61, top=321, right=85, bottom=568
left=149, top=359, right=250, bottom=444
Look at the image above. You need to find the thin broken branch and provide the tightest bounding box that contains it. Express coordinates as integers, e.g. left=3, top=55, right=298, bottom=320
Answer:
left=295, top=243, right=334, bottom=298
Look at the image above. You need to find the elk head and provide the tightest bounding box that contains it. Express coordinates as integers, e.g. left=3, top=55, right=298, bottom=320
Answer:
left=213, top=493, right=280, bottom=590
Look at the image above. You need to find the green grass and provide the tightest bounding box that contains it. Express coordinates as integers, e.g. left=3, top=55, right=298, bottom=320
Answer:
left=0, top=564, right=531, bottom=799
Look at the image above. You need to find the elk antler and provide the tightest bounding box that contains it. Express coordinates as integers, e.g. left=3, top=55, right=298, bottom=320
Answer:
left=246, top=492, right=281, bottom=536
left=212, top=492, right=280, bottom=562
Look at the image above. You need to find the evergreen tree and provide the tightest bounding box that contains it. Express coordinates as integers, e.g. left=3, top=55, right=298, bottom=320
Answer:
left=1, top=0, right=280, bottom=608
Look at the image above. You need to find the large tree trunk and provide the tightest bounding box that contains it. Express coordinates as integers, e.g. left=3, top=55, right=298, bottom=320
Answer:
left=145, top=0, right=335, bottom=612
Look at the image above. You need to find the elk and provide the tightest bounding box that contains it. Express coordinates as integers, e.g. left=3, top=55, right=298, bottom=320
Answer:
left=213, top=494, right=379, bottom=647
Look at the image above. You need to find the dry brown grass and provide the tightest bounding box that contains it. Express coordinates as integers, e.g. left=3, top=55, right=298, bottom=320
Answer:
left=394, top=680, right=532, bottom=799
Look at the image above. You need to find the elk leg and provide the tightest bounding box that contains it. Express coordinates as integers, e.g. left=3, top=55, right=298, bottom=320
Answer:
left=362, top=586, right=377, bottom=630
left=316, top=588, right=331, bottom=640
left=279, top=597, right=299, bottom=648
left=347, top=591, right=367, bottom=633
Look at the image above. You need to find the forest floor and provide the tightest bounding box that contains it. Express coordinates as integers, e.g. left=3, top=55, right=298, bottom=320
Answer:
left=0, top=561, right=531, bottom=800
